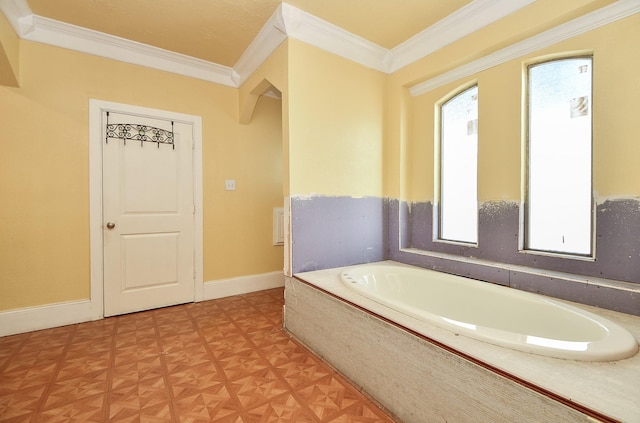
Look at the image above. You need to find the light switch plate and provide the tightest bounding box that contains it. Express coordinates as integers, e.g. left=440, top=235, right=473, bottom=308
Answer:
left=225, top=179, right=236, bottom=190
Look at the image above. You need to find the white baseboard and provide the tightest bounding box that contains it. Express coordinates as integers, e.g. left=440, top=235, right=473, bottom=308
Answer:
left=0, top=300, right=93, bottom=337
left=0, top=271, right=284, bottom=338
left=204, top=271, right=285, bottom=300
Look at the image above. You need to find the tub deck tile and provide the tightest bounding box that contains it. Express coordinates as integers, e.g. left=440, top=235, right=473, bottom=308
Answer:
left=288, top=265, right=640, bottom=423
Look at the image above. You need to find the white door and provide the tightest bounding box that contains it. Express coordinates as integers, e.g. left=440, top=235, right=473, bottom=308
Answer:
left=102, top=112, right=194, bottom=317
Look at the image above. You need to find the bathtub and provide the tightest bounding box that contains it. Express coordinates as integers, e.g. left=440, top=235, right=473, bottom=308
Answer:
left=340, top=264, right=638, bottom=361
left=285, top=263, right=640, bottom=421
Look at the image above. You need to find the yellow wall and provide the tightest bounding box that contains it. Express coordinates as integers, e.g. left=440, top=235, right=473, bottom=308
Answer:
left=0, top=41, right=284, bottom=311
left=0, top=11, right=19, bottom=86
left=389, top=6, right=640, bottom=203
left=239, top=41, right=289, bottom=195
left=2, top=0, right=637, bottom=313
left=203, top=94, right=284, bottom=281
left=287, top=39, right=386, bottom=197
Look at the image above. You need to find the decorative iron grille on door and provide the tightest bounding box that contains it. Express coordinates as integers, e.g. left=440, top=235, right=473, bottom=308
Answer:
left=105, top=111, right=175, bottom=149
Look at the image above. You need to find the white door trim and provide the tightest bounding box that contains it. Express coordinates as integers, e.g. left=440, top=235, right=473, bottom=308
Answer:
left=89, top=99, right=204, bottom=321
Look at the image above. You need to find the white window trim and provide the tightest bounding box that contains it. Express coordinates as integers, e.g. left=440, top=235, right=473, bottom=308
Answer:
left=519, top=53, right=596, bottom=260
left=433, top=80, right=480, bottom=247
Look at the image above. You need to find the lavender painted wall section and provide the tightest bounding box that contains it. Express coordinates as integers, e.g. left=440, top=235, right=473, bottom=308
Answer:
left=291, top=196, right=388, bottom=274
left=289, top=195, right=638, bottom=313
left=596, top=199, right=640, bottom=282
left=389, top=198, right=640, bottom=315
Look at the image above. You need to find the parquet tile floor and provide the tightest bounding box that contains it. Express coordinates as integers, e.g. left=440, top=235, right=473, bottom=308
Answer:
left=0, top=288, right=395, bottom=422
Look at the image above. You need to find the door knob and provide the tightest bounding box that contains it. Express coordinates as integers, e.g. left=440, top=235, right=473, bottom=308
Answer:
left=106, top=222, right=116, bottom=229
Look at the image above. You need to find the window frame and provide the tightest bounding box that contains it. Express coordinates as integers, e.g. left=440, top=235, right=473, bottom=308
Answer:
left=520, top=54, right=596, bottom=259
left=434, top=82, right=479, bottom=246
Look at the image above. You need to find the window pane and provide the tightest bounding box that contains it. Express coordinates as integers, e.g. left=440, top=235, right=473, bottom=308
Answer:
left=440, top=86, right=478, bottom=244
left=527, top=58, right=592, bottom=255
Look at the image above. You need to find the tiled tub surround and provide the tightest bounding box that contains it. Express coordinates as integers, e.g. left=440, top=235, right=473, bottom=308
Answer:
left=398, top=198, right=640, bottom=283
left=392, top=198, right=640, bottom=315
left=285, top=267, right=640, bottom=422
left=289, top=195, right=640, bottom=315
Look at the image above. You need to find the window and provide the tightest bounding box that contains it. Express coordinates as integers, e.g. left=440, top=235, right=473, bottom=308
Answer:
left=525, top=57, right=593, bottom=256
left=438, top=85, right=478, bottom=244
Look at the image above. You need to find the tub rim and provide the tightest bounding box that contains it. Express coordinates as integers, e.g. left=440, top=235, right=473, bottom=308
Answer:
left=340, top=263, right=639, bottom=361
left=290, top=262, right=640, bottom=423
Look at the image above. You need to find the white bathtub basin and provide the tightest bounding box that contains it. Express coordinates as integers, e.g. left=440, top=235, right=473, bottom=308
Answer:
left=340, top=264, right=638, bottom=361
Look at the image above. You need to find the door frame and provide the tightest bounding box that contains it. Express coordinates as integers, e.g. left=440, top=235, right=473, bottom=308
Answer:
left=89, top=99, right=204, bottom=320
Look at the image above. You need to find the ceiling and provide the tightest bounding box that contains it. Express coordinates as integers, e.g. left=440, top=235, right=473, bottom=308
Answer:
left=24, top=0, right=473, bottom=67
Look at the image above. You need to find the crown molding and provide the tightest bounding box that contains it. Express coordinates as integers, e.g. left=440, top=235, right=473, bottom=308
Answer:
left=409, top=0, right=640, bottom=96
left=20, top=15, right=236, bottom=86
left=232, top=2, right=388, bottom=86
left=388, top=0, right=536, bottom=73
left=0, top=0, right=236, bottom=86
left=280, top=3, right=388, bottom=73
left=232, top=3, right=288, bottom=86
left=0, top=0, right=32, bottom=35
left=2, top=0, right=637, bottom=91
